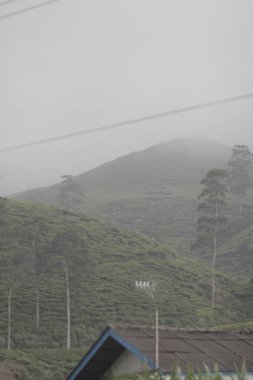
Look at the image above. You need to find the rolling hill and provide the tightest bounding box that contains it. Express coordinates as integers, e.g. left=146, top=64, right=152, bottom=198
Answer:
left=216, top=224, right=253, bottom=279
left=0, top=196, right=249, bottom=353
left=14, top=138, right=233, bottom=255
left=5, top=139, right=253, bottom=377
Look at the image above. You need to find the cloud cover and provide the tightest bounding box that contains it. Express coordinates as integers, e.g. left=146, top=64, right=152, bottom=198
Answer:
left=1, top=0, right=253, bottom=195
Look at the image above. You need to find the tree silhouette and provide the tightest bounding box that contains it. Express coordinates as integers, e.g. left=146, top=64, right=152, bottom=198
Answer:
left=57, top=175, right=84, bottom=212
left=50, top=229, right=91, bottom=349
left=227, top=145, right=252, bottom=214
left=195, top=169, right=228, bottom=316
left=0, top=239, right=29, bottom=349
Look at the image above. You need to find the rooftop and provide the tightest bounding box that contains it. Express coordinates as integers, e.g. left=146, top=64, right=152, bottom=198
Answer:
left=113, top=325, right=253, bottom=371
left=67, top=326, right=253, bottom=380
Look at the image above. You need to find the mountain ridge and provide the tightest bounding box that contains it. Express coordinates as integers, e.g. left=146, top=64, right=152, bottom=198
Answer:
left=13, top=138, right=232, bottom=254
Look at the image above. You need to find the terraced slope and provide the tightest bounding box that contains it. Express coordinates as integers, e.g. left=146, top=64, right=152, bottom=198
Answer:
left=0, top=197, right=248, bottom=353
left=216, top=224, right=253, bottom=279
left=0, top=348, right=84, bottom=379
left=14, top=139, right=232, bottom=254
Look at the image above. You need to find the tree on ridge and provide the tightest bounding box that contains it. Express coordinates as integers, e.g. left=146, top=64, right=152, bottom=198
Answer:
left=195, top=169, right=228, bottom=318
left=57, top=175, right=84, bottom=213
left=227, top=144, right=252, bottom=214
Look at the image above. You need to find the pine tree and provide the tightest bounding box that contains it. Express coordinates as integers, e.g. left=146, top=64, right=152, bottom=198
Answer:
left=195, top=169, right=228, bottom=315
left=57, top=175, right=84, bottom=212
left=50, top=229, right=91, bottom=349
left=0, top=241, right=29, bottom=349
left=227, top=145, right=252, bottom=214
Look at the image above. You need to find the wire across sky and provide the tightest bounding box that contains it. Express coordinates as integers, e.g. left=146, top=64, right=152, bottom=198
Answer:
left=1, top=92, right=253, bottom=153
left=0, top=0, right=62, bottom=20
left=0, top=0, right=22, bottom=7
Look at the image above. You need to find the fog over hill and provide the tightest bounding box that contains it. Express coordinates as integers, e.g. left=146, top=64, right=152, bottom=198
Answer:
left=14, top=138, right=233, bottom=254
left=1, top=0, right=253, bottom=197
left=1, top=1, right=253, bottom=376
left=14, top=138, right=231, bottom=197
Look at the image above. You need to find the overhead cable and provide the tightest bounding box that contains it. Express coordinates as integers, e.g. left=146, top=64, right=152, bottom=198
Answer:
left=1, top=92, right=253, bottom=153
left=0, top=0, right=61, bottom=20
left=0, top=0, right=22, bottom=7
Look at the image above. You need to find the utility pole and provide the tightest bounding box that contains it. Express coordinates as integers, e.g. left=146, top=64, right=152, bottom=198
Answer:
left=135, top=281, right=159, bottom=369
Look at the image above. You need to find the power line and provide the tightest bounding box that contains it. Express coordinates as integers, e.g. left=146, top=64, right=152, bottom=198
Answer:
left=0, top=0, right=62, bottom=21
left=0, top=0, right=22, bottom=7
left=1, top=92, right=253, bottom=153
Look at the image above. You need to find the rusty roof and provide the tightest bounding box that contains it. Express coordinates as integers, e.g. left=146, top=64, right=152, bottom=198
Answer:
left=67, top=326, right=253, bottom=380
left=113, top=326, right=253, bottom=372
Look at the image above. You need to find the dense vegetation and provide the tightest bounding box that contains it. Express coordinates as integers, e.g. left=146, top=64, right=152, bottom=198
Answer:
left=15, top=139, right=253, bottom=258
left=4, top=138, right=253, bottom=377
left=119, top=363, right=249, bottom=380
left=0, top=198, right=250, bottom=345
left=216, top=224, right=253, bottom=278
left=14, top=139, right=232, bottom=254
left=0, top=348, right=84, bottom=379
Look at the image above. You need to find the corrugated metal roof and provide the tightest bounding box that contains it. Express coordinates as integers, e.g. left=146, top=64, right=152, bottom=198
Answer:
left=67, top=326, right=253, bottom=379
left=113, top=326, right=253, bottom=371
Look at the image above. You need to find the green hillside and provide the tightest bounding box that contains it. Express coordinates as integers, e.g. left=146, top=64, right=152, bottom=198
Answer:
left=215, top=224, right=253, bottom=278
left=233, top=279, right=253, bottom=320
left=0, top=197, right=249, bottom=352
left=5, top=139, right=253, bottom=378
left=14, top=139, right=233, bottom=254
left=0, top=348, right=84, bottom=379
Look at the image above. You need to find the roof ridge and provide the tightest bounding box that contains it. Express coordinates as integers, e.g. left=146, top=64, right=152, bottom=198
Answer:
left=110, top=324, right=253, bottom=334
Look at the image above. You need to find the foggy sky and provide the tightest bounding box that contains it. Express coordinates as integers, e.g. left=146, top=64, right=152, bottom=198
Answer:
left=1, top=0, right=253, bottom=196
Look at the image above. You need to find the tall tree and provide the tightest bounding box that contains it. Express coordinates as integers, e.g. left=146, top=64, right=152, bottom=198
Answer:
left=31, top=231, right=41, bottom=330
left=30, top=224, right=49, bottom=330
left=50, top=231, right=75, bottom=349
left=195, top=169, right=228, bottom=315
left=0, top=199, right=31, bottom=349
left=50, top=229, right=92, bottom=349
left=227, top=145, right=252, bottom=214
left=0, top=197, right=9, bottom=229
left=62, top=257, right=71, bottom=350
left=0, top=240, right=28, bottom=349
left=57, top=175, right=84, bottom=212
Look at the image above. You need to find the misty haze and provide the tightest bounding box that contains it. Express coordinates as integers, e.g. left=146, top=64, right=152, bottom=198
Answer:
left=0, top=0, right=253, bottom=378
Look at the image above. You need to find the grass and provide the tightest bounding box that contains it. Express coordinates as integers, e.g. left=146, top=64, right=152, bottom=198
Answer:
left=117, top=362, right=249, bottom=380
left=0, top=348, right=85, bottom=379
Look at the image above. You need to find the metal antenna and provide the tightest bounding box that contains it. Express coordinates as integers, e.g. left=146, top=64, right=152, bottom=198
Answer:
left=135, top=281, right=159, bottom=369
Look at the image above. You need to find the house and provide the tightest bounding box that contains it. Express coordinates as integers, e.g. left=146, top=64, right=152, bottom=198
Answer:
left=67, top=325, right=253, bottom=380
